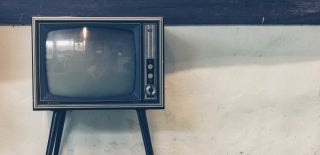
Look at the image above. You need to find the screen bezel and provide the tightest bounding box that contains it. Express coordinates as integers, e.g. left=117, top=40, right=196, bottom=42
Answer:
left=32, top=17, right=164, bottom=110
left=38, top=22, right=142, bottom=102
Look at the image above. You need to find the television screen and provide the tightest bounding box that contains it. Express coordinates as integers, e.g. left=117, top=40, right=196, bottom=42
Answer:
left=32, top=17, right=164, bottom=109
left=46, top=27, right=136, bottom=97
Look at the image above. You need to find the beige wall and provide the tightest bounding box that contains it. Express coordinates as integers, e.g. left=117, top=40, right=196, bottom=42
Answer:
left=1, top=26, right=320, bottom=155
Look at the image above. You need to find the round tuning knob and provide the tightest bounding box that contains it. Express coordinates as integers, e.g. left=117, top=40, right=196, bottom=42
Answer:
left=147, top=64, right=154, bottom=70
left=147, top=73, right=154, bottom=79
left=145, top=84, right=156, bottom=96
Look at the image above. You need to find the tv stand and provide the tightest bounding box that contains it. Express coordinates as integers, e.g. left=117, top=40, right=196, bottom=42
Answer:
left=46, top=110, right=66, bottom=155
left=46, top=109, right=154, bottom=155
left=136, top=109, right=154, bottom=155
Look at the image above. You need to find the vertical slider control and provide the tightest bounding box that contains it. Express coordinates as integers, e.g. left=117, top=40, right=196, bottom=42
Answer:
left=144, top=24, right=156, bottom=59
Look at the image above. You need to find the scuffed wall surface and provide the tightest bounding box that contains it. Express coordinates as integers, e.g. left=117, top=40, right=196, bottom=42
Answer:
left=1, top=26, right=320, bottom=155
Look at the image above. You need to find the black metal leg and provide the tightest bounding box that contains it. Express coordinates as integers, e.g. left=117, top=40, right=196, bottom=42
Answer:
left=46, top=111, right=59, bottom=155
left=46, top=110, right=66, bottom=155
left=137, top=109, right=154, bottom=155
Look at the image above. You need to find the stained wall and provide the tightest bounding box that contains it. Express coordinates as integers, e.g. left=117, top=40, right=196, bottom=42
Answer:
left=1, top=26, right=320, bottom=155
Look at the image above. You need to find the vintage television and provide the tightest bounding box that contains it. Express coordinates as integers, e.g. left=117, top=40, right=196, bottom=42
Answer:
left=32, top=17, right=164, bottom=110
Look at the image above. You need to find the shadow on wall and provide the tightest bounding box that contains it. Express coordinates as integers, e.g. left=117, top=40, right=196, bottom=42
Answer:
left=60, top=110, right=141, bottom=148
left=64, top=110, right=139, bottom=132
left=165, top=26, right=320, bottom=74
left=147, top=26, right=320, bottom=132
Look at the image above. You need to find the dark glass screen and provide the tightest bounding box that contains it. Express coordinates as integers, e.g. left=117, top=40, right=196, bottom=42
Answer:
left=45, top=27, right=136, bottom=97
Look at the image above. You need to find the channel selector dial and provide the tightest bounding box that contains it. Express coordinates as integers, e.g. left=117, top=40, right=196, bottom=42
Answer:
left=145, top=84, right=156, bottom=96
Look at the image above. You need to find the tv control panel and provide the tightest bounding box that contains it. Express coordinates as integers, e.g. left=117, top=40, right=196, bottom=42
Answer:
left=144, top=23, right=157, bottom=100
